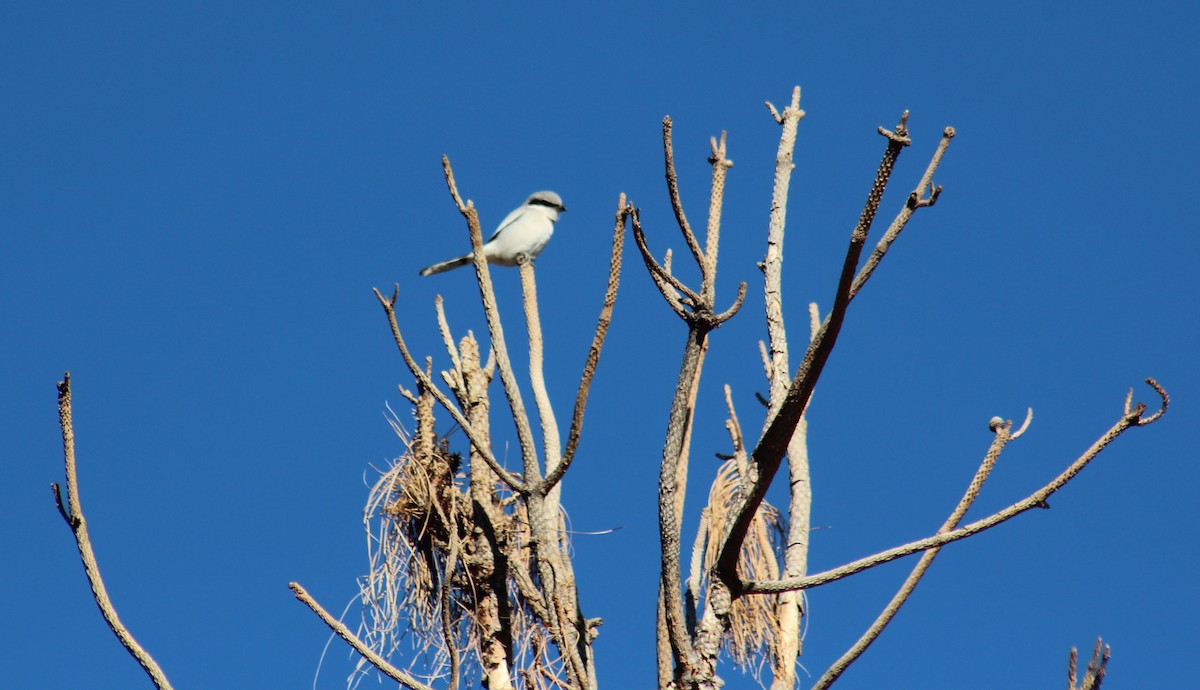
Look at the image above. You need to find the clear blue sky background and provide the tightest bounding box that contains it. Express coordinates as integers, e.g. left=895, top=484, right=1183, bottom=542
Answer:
left=3, top=2, right=1196, bottom=688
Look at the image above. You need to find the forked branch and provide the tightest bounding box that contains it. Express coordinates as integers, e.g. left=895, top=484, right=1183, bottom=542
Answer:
left=1068, top=637, right=1110, bottom=690
left=373, top=286, right=526, bottom=493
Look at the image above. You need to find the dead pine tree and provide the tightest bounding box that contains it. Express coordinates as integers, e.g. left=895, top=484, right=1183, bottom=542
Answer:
left=50, top=86, right=1167, bottom=690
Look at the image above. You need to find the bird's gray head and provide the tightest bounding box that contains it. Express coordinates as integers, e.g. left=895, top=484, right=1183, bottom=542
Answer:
left=525, top=191, right=567, bottom=213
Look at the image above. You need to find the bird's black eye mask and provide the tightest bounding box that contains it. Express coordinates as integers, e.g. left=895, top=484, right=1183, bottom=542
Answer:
left=529, top=198, right=564, bottom=210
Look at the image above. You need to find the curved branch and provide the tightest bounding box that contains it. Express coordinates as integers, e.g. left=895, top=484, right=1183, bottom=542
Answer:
left=744, top=385, right=1166, bottom=595
left=519, top=258, right=562, bottom=495
left=712, top=282, right=747, bottom=325
left=52, top=373, right=176, bottom=690
left=1128, top=377, right=1168, bottom=425
left=662, top=116, right=706, bottom=267
left=631, top=208, right=701, bottom=308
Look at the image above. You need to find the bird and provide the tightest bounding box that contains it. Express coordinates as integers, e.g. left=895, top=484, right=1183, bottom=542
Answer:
left=418, top=191, right=567, bottom=276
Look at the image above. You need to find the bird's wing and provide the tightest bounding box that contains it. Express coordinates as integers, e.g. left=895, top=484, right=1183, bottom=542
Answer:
left=487, top=205, right=530, bottom=242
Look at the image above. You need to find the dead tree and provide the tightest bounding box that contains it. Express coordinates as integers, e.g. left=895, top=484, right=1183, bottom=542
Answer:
left=51, top=86, right=1167, bottom=690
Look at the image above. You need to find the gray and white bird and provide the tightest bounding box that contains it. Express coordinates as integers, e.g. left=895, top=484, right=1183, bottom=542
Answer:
left=418, top=191, right=567, bottom=276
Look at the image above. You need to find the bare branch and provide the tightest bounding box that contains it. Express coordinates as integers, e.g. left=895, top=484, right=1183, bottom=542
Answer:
left=519, top=257, right=563, bottom=494
left=1129, top=377, right=1168, bottom=425
left=1068, top=638, right=1110, bottom=690
left=442, top=156, right=543, bottom=484
left=646, top=118, right=746, bottom=684
left=546, top=196, right=630, bottom=491
left=1011, top=408, right=1034, bottom=439
left=663, top=116, right=706, bottom=267
left=290, top=582, right=435, bottom=690
left=757, top=340, right=772, bottom=383
left=848, top=125, right=956, bottom=301
left=744, top=383, right=1167, bottom=595
left=712, top=282, right=747, bottom=325
left=686, top=508, right=710, bottom=634
left=722, top=385, right=747, bottom=475
left=631, top=208, right=701, bottom=312
left=52, top=373, right=176, bottom=690
left=701, top=131, right=733, bottom=301
left=435, top=295, right=465, bottom=393
left=761, top=86, right=805, bottom=413
left=764, top=100, right=783, bottom=125
left=758, top=94, right=811, bottom=689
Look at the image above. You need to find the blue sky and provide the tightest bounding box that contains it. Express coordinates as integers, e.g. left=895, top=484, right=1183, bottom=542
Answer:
left=3, top=2, right=1197, bottom=688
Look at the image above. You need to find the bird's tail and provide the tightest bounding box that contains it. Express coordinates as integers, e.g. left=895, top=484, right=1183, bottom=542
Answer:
left=418, top=254, right=473, bottom=277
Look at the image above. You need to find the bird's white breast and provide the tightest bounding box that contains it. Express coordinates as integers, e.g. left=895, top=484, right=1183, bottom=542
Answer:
left=484, top=205, right=558, bottom=266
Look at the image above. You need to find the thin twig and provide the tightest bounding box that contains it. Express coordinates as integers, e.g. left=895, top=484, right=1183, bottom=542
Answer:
left=52, top=373, right=175, bottom=690
left=723, top=385, right=747, bottom=477
left=290, top=582, right=435, bottom=690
